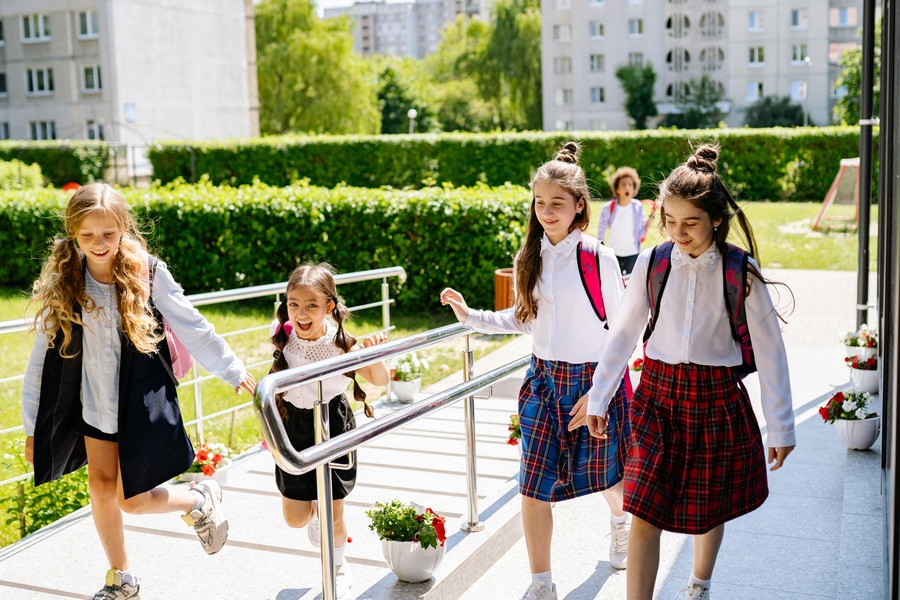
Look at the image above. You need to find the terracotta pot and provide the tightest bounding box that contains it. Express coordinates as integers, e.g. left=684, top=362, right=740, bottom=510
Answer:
left=834, top=417, right=881, bottom=450
left=381, top=540, right=445, bottom=583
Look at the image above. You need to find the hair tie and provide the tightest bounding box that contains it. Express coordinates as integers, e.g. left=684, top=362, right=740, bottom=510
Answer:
left=274, top=320, right=293, bottom=336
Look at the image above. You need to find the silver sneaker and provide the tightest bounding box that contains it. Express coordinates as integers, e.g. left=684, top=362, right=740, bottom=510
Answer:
left=676, top=583, right=710, bottom=600
left=609, top=516, right=629, bottom=569
left=181, top=480, right=228, bottom=555
left=521, top=581, right=557, bottom=600
left=91, top=569, right=140, bottom=600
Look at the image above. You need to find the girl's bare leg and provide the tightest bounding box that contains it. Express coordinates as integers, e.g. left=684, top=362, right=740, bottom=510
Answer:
left=84, top=438, right=128, bottom=570
left=600, top=480, right=625, bottom=516
left=626, top=516, right=661, bottom=600
left=522, top=495, right=553, bottom=573
left=692, top=524, right=725, bottom=580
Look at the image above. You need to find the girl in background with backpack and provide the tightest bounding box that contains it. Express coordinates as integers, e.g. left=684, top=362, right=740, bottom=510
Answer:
left=440, top=142, right=632, bottom=600
left=586, top=144, right=795, bottom=600
left=22, top=182, right=256, bottom=600
left=596, top=167, right=655, bottom=276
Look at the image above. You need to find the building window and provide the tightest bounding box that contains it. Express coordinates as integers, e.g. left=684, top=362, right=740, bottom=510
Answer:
left=30, top=120, right=56, bottom=140
left=556, top=88, right=573, bottom=105
left=590, top=86, right=605, bottom=104
left=667, top=48, right=691, bottom=72
left=748, top=46, right=765, bottom=66
left=747, top=11, right=763, bottom=31
left=791, top=8, right=809, bottom=29
left=0, top=21, right=5, bottom=46
left=667, top=14, right=690, bottom=38
left=26, top=68, right=54, bottom=95
left=553, top=119, right=573, bottom=131
left=628, top=18, right=643, bottom=36
left=700, top=46, right=724, bottom=72
left=790, top=79, right=807, bottom=101
left=829, top=42, right=857, bottom=64
left=700, top=12, right=724, bottom=37
left=554, top=57, right=572, bottom=75
left=0, top=122, right=8, bottom=140
left=629, top=52, right=643, bottom=67
left=590, top=53, right=605, bottom=72
left=83, top=65, right=102, bottom=92
left=746, top=81, right=764, bottom=100
left=87, top=119, right=104, bottom=140
left=590, top=119, right=606, bottom=130
left=791, top=44, right=809, bottom=64
left=556, top=0, right=571, bottom=9
left=0, top=72, right=6, bottom=96
left=22, top=14, right=51, bottom=42
left=829, top=7, right=857, bottom=28
left=79, top=10, right=99, bottom=38
left=589, top=20, right=604, bottom=38
left=553, top=24, right=572, bottom=42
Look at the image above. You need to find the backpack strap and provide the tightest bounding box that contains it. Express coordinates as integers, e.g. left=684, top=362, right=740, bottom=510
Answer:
left=722, top=243, right=756, bottom=374
left=577, top=239, right=608, bottom=329
left=644, top=241, right=674, bottom=342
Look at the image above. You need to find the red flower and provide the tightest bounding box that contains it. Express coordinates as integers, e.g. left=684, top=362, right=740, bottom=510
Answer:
left=62, top=182, right=81, bottom=192
left=429, top=510, right=447, bottom=546
left=201, top=464, right=216, bottom=477
left=819, top=406, right=830, bottom=422
left=631, top=358, right=644, bottom=372
left=212, top=453, right=223, bottom=465
left=195, top=447, right=210, bottom=461
left=506, top=438, right=519, bottom=446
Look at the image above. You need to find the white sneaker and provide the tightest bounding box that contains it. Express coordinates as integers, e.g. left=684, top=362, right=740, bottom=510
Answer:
left=182, top=480, right=228, bottom=555
left=609, top=516, right=630, bottom=570
left=91, top=569, right=140, bottom=600
left=676, top=583, right=710, bottom=600
left=335, top=561, right=354, bottom=600
left=521, top=581, right=557, bottom=600
left=307, top=500, right=321, bottom=547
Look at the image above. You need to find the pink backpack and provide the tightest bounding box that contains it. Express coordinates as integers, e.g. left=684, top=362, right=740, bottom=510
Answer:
left=148, top=257, right=194, bottom=383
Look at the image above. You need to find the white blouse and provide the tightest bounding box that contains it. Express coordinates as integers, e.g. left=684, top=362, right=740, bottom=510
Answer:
left=280, top=323, right=351, bottom=410
left=464, top=229, right=625, bottom=364
left=587, top=243, right=796, bottom=448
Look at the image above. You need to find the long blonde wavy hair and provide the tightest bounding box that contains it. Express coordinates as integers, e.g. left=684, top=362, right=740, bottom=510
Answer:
left=30, top=182, right=163, bottom=357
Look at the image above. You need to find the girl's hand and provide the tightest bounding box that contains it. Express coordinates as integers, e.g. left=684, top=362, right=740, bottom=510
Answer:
left=440, top=288, right=470, bottom=323
left=587, top=415, right=608, bottom=439
left=25, top=436, right=34, bottom=466
left=361, top=332, right=388, bottom=348
left=236, top=372, right=257, bottom=396
left=567, top=394, right=589, bottom=431
left=767, top=445, right=794, bottom=471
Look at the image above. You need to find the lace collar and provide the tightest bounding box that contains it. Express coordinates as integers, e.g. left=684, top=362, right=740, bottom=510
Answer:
left=670, top=242, right=721, bottom=272
left=292, top=322, right=337, bottom=347
left=540, top=229, right=582, bottom=257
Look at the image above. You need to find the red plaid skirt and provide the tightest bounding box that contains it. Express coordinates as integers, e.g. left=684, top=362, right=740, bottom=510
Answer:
left=624, top=357, right=768, bottom=534
left=518, top=357, right=629, bottom=502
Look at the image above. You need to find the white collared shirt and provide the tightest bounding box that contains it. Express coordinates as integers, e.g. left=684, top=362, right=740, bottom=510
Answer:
left=464, top=229, right=624, bottom=364
left=587, top=243, right=795, bottom=447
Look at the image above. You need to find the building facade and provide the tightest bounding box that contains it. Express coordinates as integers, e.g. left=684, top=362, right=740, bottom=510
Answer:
left=325, top=0, right=480, bottom=58
left=0, top=0, right=258, bottom=175
left=543, top=0, right=876, bottom=131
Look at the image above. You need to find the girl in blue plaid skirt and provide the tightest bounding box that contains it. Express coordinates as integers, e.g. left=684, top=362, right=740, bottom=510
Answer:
left=587, top=144, right=796, bottom=600
left=441, top=142, right=632, bottom=600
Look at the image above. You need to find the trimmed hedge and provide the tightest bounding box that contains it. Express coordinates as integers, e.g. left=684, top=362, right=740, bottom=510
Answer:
left=0, top=182, right=528, bottom=312
left=0, top=160, right=43, bottom=190
left=0, top=141, right=108, bottom=187
left=148, top=127, right=875, bottom=201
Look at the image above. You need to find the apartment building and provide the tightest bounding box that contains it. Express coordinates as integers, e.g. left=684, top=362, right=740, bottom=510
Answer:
left=325, top=0, right=480, bottom=58
left=0, top=0, right=258, bottom=175
left=543, top=0, right=875, bottom=131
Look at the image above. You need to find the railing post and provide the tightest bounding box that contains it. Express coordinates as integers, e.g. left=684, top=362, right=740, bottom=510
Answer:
left=314, top=382, right=338, bottom=600
left=461, top=334, right=484, bottom=532
left=382, top=277, right=394, bottom=402
left=192, top=361, right=204, bottom=446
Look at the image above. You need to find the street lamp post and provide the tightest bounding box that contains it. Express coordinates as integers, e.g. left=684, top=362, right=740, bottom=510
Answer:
left=407, top=108, right=417, bottom=134
left=803, top=56, right=811, bottom=127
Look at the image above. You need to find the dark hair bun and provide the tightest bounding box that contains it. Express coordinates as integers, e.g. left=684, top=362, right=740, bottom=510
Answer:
left=687, top=143, right=718, bottom=173
left=555, top=141, right=580, bottom=165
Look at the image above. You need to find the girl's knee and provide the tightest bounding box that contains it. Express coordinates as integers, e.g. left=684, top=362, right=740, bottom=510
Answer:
left=283, top=509, right=312, bottom=528
left=118, top=493, right=150, bottom=514
left=88, top=473, right=118, bottom=499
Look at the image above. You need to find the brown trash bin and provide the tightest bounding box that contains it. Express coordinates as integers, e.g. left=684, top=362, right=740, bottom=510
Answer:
left=494, top=268, right=515, bottom=311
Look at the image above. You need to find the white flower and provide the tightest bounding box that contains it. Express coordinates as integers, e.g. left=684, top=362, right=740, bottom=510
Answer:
left=855, top=408, right=867, bottom=420
left=411, top=501, right=426, bottom=516
left=843, top=400, right=855, bottom=412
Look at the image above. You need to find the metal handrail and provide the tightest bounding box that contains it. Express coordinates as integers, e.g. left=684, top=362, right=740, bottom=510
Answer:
left=253, top=319, right=529, bottom=600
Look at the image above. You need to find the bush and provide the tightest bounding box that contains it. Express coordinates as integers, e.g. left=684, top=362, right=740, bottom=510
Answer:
left=0, top=159, right=44, bottom=190
left=0, top=141, right=108, bottom=187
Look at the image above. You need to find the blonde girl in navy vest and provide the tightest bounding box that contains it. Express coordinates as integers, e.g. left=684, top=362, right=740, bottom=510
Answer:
left=441, top=142, right=632, bottom=600
left=22, top=183, right=256, bottom=600
left=586, top=144, right=795, bottom=600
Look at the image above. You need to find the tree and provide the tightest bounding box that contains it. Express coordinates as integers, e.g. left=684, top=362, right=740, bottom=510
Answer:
left=255, top=0, right=380, bottom=134
left=743, top=96, right=805, bottom=127
left=834, top=17, right=881, bottom=126
left=614, top=63, right=658, bottom=129
left=376, top=66, right=435, bottom=134
left=662, top=75, right=722, bottom=129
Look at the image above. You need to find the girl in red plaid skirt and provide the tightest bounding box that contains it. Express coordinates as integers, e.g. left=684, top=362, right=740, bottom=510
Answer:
left=441, top=142, right=632, bottom=600
left=586, top=144, right=796, bottom=600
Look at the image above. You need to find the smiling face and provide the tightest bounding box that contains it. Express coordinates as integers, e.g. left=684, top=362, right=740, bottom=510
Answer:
left=662, top=196, right=722, bottom=258
left=533, top=181, right=584, bottom=245
left=75, top=210, right=123, bottom=283
left=286, top=284, right=335, bottom=341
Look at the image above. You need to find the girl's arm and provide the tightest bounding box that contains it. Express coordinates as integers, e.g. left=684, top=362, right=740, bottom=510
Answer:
left=440, top=287, right=532, bottom=335
left=353, top=332, right=390, bottom=386
left=151, top=260, right=248, bottom=390
left=21, top=326, right=49, bottom=438
left=745, top=261, right=796, bottom=451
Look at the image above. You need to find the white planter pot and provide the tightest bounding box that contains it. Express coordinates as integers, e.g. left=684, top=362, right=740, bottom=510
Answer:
left=176, top=459, right=231, bottom=486
left=381, top=540, right=445, bottom=583
left=849, top=367, right=879, bottom=394
left=834, top=417, right=881, bottom=450
left=392, top=379, right=422, bottom=404
left=845, top=346, right=877, bottom=361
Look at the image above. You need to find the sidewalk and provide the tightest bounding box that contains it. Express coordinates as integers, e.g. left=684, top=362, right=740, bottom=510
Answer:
left=0, top=268, right=885, bottom=600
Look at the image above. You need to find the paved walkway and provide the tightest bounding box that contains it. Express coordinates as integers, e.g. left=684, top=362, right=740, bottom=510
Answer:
left=0, top=268, right=885, bottom=600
